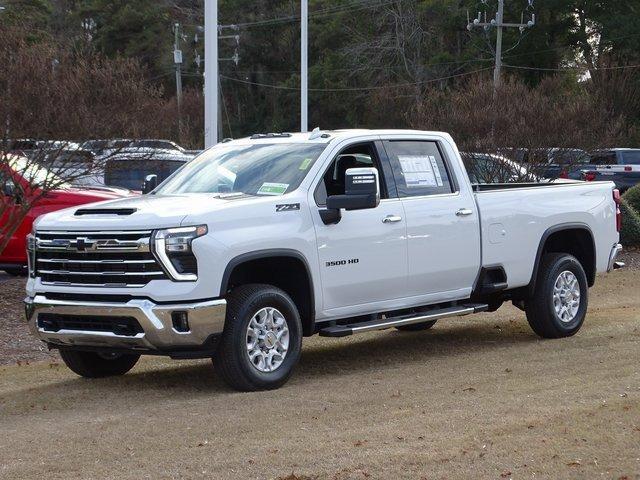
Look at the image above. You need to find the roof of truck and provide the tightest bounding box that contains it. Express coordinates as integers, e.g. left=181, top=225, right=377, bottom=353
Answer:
left=223, top=129, right=451, bottom=145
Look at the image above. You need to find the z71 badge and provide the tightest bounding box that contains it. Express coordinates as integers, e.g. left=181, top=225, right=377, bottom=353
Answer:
left=275, top=203, right=300, bottom=212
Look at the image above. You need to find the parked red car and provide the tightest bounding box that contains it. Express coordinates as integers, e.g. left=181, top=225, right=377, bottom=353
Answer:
left=1, top=155, right=132, bottom=275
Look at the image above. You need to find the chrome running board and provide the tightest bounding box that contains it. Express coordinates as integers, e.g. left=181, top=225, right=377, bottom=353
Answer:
left=319, top=304, right=489, bottom=337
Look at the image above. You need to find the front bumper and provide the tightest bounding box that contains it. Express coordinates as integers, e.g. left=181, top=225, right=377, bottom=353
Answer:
left=24, top=294, right=226, bottom=354
left=607, top=243, right=624, bottom=272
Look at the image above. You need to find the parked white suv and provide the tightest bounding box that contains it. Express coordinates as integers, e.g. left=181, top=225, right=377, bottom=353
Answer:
left=25, top=130, right=623, bottom=390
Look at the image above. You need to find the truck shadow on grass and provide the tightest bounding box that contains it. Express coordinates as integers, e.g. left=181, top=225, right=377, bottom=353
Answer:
left=2, top=316, right=544, bottom=415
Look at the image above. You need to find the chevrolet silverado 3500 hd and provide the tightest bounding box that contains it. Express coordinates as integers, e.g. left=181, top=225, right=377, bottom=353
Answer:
left=25, top=130, right=623, bottom=391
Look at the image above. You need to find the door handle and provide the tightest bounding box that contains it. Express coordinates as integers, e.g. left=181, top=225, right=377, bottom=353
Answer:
left=456, top=208, right=473, bottom=217
left=382, top=215, right=402, bottom=223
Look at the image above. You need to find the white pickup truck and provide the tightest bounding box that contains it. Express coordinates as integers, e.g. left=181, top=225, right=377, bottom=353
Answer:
left=25, top=130, right=624, bottom=391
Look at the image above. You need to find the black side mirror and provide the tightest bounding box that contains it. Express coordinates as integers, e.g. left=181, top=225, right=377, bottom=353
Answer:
left=142, top=174, right=158, bottom=194
left=320, top=167, right=380, bottom=225
left=2, top=181, right=15, bottom=197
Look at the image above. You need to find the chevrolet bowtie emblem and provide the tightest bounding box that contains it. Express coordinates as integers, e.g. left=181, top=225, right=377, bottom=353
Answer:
left=74, top=237, right=93, bottom=252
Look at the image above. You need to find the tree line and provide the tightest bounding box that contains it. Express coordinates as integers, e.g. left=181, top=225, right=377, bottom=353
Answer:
left=2, top=0, right=640, bottom=146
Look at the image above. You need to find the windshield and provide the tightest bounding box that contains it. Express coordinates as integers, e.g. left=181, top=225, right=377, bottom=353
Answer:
left=621, top=150, right=640, bottom=165
left=157, top=143, right=327, bottom=196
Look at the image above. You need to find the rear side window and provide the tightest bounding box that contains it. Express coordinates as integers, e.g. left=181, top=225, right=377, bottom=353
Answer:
left=383, top=140, right=454, bottom=197
left=620, top=151, right=640, bottom=165
left=105, top=159, right=185, bottom=190
left=590, top=152, right=617, bottom=165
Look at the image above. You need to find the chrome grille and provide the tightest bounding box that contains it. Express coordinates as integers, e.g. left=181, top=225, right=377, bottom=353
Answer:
left=35, top=230, right=167, bottom=287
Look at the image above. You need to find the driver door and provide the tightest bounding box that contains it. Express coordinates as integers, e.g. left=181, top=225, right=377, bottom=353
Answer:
left=310, top=141, right=408, bottom=316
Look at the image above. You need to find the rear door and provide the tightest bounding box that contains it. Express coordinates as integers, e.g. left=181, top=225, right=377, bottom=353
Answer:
left=382, top=137, right=481, bottom=302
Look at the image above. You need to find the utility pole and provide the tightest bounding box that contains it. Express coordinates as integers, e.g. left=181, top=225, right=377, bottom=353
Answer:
left=204, top=0, right=218, bottom=148
left=174, top=23, right=183, bottom=110
left=301, top=0, right=308, bottom=133
left=467, top=0, right=536, bottom=89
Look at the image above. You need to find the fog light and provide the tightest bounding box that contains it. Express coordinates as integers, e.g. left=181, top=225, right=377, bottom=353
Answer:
left=171, top=311, right=190, bottom=332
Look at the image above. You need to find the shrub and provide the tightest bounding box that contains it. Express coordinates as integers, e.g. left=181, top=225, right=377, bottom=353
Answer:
left=622, top=184, right=640, bottom=213
left=620, top=198, right=640, bottom=247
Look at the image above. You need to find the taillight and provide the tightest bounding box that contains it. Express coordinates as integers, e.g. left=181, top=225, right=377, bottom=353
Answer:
left=584, top=172, right=596, bottom=182
left=613, top=189, right=622, bottom=232
left=625, top=166, right=632, bottom=172
left=559, top=170, right=569, bottom=179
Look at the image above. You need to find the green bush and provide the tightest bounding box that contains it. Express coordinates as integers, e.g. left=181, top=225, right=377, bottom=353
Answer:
left=620, top=198, right=640, bottom=247
left=622, top=184, right=640, bottom=213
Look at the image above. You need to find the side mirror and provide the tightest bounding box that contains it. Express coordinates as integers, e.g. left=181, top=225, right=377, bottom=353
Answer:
left=320, top=167, right=380, bottom=225
left=2, top=181, right=15, bottom=197
left=142, top=174, right=158, bottom=194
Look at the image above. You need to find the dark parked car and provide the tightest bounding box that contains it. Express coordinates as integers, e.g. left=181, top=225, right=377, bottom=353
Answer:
left=513, top=148, right=590, bottom=179
left=103, top=151, right=193, bottom=191
left=581, top=149, right=640, bottom=192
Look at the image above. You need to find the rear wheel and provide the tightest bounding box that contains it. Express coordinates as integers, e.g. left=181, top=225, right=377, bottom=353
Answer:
left=213, top=284, right=303, bottom=391
left=525, top=253, right=588, bottom=338
left=59, top=349, right=140, bottom=378
left=396, top=320, right=437, bottom=332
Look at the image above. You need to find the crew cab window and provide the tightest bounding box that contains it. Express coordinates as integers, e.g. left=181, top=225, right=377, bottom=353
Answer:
left=384, top=140, right=454, bottom=197
left=314, top=143, right=388, bottom=206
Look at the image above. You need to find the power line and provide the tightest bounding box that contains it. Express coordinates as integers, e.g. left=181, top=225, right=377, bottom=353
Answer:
left=503, top=63, right=640, bottom=72
left=231, top=0, right=396, bottom=28
left=220, top=66, right=493, bottom=92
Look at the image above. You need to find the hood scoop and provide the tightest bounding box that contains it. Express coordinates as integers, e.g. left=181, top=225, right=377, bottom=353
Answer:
left=74, top=208, right=137, bottom=216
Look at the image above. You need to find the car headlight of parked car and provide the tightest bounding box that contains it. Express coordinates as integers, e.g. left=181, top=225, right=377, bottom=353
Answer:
left=152, top=225, right=207, bottom=281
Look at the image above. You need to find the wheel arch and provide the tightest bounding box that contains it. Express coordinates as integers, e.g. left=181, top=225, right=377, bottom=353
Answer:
left=527, top=223, right=596, bottom=296
left=220, top=249, right=316, bottom=336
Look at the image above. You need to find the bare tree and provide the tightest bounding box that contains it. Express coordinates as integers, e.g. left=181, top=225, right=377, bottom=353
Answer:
left=0, top=25, right=195, bottom=257
left=409, top=75, right=634, bottom=182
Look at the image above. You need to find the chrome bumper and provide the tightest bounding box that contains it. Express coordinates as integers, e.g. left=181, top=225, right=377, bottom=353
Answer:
left=24, top=294, right=226, bottom=352
left=607, top=243, right=624, bottom=272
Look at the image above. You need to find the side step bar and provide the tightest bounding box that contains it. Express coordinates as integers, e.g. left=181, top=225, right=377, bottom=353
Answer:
left=319, top=303, right=489, bottom=337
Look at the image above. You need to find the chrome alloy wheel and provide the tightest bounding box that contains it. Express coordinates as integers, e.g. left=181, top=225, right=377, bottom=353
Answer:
left=245, top=307, right=290, bottom=372
left=552, top=270, right=581, bottom=323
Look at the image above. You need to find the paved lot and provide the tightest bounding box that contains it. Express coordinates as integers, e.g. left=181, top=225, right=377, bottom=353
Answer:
left=0, top=269, right=639, bottom=479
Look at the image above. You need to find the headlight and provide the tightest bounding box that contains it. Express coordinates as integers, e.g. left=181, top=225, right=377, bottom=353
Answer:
left=152, top=225, right=207, bottom=281
left=26, top=233, right=36, bottom=278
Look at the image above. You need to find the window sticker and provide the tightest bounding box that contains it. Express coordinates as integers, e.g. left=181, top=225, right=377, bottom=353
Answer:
left=398, top=155, right=444, bottom=188
left=299, top=158, right=313, bottom=170
left=257, top=182, right=289, bottom=196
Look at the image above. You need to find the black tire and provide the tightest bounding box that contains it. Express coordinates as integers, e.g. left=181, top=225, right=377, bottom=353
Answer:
left=396, top=320, right=437, bottom=332
left=525, top=253, right=588, bottom=339
left=4, top=267, right=26, bottom=277
left=59, top=349, right=140, bottom=378
left=213, top=284, right=303, bottom=391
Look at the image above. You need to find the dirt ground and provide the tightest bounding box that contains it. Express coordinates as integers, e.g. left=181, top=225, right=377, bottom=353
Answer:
left=1, top=266, right=639, bottom=479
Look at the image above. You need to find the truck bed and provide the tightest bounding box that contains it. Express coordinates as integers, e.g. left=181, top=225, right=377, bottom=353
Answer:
left=474, top=180, right=618, bottom=289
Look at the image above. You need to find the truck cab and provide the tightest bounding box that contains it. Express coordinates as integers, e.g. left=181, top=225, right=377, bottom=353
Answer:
left=25, top=130, right=622, bottom=390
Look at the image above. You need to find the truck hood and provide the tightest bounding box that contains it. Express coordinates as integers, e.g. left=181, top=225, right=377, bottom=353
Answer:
left=34, top=193, right=251, bottom=231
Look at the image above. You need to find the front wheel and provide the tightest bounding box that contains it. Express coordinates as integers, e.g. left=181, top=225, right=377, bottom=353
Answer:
left=59, top=349, right=140, bottom=378
left=213, top=284, right=303, bottom=391
left=525, top=253, right=588, bottom=338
